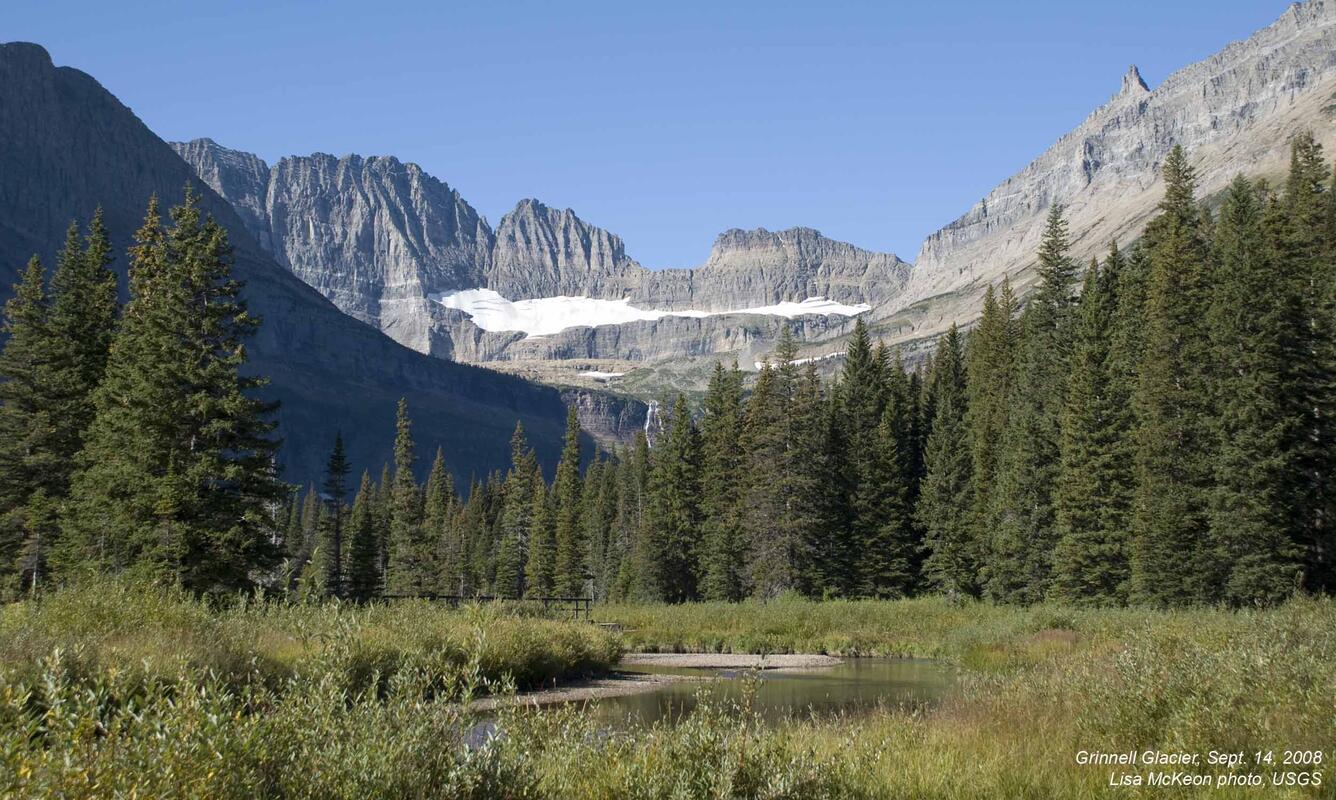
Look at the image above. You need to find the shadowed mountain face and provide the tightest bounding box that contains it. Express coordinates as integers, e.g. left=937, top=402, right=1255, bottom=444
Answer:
left=172, top=139, right=911, bottom=365
left=0, top=42, right=615, bottom=487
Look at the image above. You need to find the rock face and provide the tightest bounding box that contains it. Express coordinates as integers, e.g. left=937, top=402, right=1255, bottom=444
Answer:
left=0, top=42, right=624, bottom=486
left=893, top=0, right=1336, bottom=341
left=174, top=140, right=907, bottom=364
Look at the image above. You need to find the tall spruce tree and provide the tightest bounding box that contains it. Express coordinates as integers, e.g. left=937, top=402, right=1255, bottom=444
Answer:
left=384, top=399, right=427, bottom=595
left=698, top=361, right=746, bottom=600
left=346, top=471, right=381, bottom=600
left=1130, top=146, right=1218, bottom=606
left=0, top=257, right=55, bottom=595
left=551, top=407, right=585, bottom=596
left=60, top=193, right=284, bottom=593
left=1051, top=251, right=1130, bottom=604
left=965, top=280, right=1018, bottom=551
left=1205, top=175, right=1303, bottom=603
left=494, top=423, right=536, bottom=597
left=987, top=204, right=1078, bottom=602
left=46, top=212, right=119, bottom=484
left=321, top=433, right=351, bottom=596
left=525, top=466, right=555, bottom=597
left=640, top=394, right=702, bottom=602
left=420, top=446, right=457, bottom=594
left=918, top=325, right=978, bottom=595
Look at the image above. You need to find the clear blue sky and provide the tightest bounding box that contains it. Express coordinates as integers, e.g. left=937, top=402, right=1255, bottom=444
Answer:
left=9, top=0, right=1291, bottom=267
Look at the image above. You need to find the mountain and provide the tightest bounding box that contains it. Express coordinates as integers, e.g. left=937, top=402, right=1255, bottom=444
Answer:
left=0, top=42, right=624, bottom=487
left=885, top=0, right=1336, bottom=342
left=173, top=140, right=909, bottom=370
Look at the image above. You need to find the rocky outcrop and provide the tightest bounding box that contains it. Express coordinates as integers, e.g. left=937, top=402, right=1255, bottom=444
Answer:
left=895, top=0, right=1336, bottom=340
left=1, top=41, right=614, bottom=486
left=174, top=139, right=906, bottom=364
left=490, top=198, right=644, bottom=300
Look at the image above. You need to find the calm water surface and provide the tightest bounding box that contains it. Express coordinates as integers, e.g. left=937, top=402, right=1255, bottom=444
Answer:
left=580, top=658, right=956, bottom=729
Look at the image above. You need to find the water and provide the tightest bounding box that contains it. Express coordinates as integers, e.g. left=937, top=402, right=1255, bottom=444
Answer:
left=578, top=658, right=955, bottom=729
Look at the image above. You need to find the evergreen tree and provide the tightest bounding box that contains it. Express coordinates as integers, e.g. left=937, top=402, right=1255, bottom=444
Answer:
left=965, top=279, right=1018, bottom=550
left=918, top=325, right=978, bottom=595
left=0, top=257, right=55, bottom=594
left=1206, top=175, right=1303, bottom=603
left=551, top=406, right=585, bottom=596
left=346, top=472, right=381, bottom=601
left=987, top=204, right=1078, bottom=602
left=697, top=361, right=746, bottom=600
left=1130, top=146, right=1218, bottom=606
left=525, top=466, right=556, bottom=598
left=321, top=433, right=351, bottom=596
left=60, top=193, right=284, bottom=593
left=421, top=446, right=457, bottom=594
left=1052, top=251, right=1130, bottom=604
left=384, top=399, right=427, bottom=595
left=639, top=394, right=702, bottom=602
left=46, top=212, right=119, bottom=484
left=495, top=423, right=536, bottom=597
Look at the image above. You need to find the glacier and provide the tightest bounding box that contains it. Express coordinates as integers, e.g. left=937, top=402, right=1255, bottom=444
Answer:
left=430, top=288, right=870, bottom=337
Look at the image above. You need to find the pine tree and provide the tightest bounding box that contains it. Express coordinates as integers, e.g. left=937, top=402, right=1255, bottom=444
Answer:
left=834, top=319, right=887, bottom=595
left=1051, top=250, right=1130, bottom=604
left=0, top=257, right=55, bottom=594
left=60, top=192, right=284, bottom=593
left=640, top=394, right=702, bottom=602
left=580, top=457, right=618, bottom=600
left=421, top=447, right=458, bottom=595
left=321, top=433, right=351, bottom=596
left=965, top=280, right=1018, bottom=551
left=1201, top=175, right=1303, bottom=604
left=384, top=399, right=426, bottom=595
left=918, top=325, right=978, bottom=595
left=1130, top=146, right=1218, bottom=606
left=697, top=361, right=745, bottom=601
left=551, top=406, right=585, bottom=596
left=987, top=205, right=1078, bottom=602
left=1277, top=134, right=1336, bottom=593
left=495, top=423, right=536, bottom=597
left=610, top=434, right=650, bottom=601
left=525, top=466, right=555, bottom=598
left=346, top=472, right=381, bottom=601
left=46, top=211, right=118, bottom=485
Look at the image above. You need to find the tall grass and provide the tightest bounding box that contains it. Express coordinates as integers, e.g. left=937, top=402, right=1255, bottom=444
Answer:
left=2, top=585, right=1332, bottom=798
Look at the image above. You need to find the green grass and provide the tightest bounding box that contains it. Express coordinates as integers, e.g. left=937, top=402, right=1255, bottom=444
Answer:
left=2, top=585, right=1333, bottom=798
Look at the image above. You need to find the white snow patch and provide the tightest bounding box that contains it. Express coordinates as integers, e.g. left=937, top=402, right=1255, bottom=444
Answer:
left=578, top=370, right=626, bottom=380
left=754, top=351, right=844, bottom=370
left=430, top=288, right=869, bottom=338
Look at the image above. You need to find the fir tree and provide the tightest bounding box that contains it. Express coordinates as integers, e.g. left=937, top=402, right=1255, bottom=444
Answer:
left=965, top=279, right=1018, bottom=551
left=321, top=433, right=351, bottom=596
left=384, top=399, right=426, bottom=595
left=551, top=406, right=585, bottom=596
left=421, top=447, right=459, bottom=595
left=525, top=466, right=556, bottom=598
left=697, top=361, right=746, bottom=600
left=1206, top=175, right=1303, bottom=603
left=1052, top=251, right=1130, bottom=604
left=988, top=204, right=1078, bottom=602
left=640, top=394, right=702, bottom=602
left=46, top=211, right=118, bottom=485
left=494, top=423, right=536, bottom=597
left=0, top=257, right=54, bottom=594
left=61, top=192, right=284, bottom=593
left=918, top=325, right=978, bottom=596
left=1130, top=146, right=1218, bottom=606
left=345, top=471, right=381, bottom=600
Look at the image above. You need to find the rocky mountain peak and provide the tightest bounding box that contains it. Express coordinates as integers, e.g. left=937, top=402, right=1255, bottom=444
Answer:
left=490, top=198, right=642, bottom=299
left=1119, top=64, right=1150, bottom=97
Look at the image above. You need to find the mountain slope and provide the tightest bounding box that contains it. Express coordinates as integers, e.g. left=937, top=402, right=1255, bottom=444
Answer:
left=889, top=0, right=1336, bottom=342
left=0, top=42, right=590, bottom=486
left=174, top=139, right=909, bottom=368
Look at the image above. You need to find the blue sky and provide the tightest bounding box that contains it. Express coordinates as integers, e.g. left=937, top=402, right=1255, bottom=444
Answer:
left=9, top=0, right=1290, bottom=267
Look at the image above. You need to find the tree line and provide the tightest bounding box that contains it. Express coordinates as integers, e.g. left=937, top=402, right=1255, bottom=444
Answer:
left=2, top=138, right=1335, bottom=607
left=275, top=139, right=1336, bottom=608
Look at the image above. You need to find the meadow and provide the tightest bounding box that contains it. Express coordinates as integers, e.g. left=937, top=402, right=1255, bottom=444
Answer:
left=1, top=584, right=1333, bottom=798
